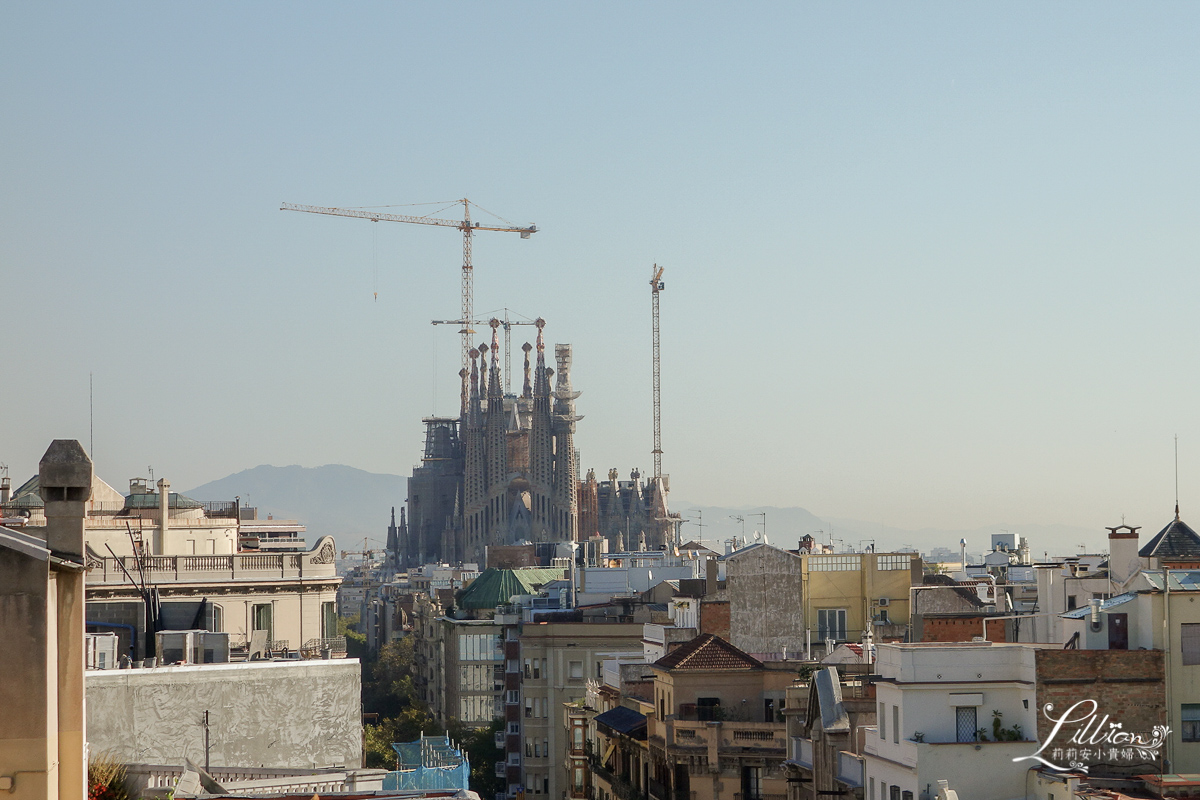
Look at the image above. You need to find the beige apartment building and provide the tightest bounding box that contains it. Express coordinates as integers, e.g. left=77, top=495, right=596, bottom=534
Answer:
left=518, top=620, right=644, bottom=800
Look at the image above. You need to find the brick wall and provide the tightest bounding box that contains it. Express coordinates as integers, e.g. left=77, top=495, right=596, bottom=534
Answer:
left=918, top=615, right=1008, bottom=643
left=700, top=599, right=730, bottom=640
left=1034, top=649, right=1165, bottom=775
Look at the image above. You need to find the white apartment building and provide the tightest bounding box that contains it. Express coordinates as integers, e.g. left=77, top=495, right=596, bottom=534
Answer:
left=862, top=643, right=1037, bottom=800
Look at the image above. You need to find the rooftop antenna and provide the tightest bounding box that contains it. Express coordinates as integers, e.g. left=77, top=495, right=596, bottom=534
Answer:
left=89, top=372, right=94, bottom=458
left=1176, top=434, right=1180, bottom=520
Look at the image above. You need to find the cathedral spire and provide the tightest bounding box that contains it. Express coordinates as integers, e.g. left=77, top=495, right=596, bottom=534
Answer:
left=489, top=319, right=502, bottom=397
left=534, top=318, right=547, bottom=397
left=459, top=367, right=469, bottom=418
left=522, top=342, right=533, bottom=398
left=478, top=342, right=489, bottom=399
left=469, top=348, right=480, bottom=424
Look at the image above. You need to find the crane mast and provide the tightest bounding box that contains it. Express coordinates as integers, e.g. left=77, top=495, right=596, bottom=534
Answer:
left=281, top=199, right=536, bottom=371
left=650, top=265, right=665, bottom=479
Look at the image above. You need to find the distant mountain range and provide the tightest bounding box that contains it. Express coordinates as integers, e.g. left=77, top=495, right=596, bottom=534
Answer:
left=184, top=464, right=1108, bottom=559
left=184, top=465, right=403, bottom=553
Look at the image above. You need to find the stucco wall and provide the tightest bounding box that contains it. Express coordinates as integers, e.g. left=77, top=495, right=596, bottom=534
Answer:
left=85, top=659, right=361, bottom=769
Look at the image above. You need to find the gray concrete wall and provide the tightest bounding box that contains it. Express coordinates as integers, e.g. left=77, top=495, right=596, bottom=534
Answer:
left=86, top=659, right=361, bottom=769
left=724, top=545, right=805, bottom=656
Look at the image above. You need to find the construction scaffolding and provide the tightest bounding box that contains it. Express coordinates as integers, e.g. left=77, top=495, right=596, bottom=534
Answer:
left=382, top=734, right=470, bottom=792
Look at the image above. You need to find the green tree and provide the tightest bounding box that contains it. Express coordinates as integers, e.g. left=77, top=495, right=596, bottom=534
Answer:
left=364, top=637, right=418, bottom=717
left=448, top=719, right=504, bottom=798
left=363, top=706, right=444, bottom=769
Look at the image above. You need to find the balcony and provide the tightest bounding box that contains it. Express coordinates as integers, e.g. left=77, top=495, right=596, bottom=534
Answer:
left=788, top=737, right=813, bottom=769
left=650, top=718, right=785, bottom=755
left=836, top=751, right=863, bottom=788
left=86, top=545, right=337, bottom=585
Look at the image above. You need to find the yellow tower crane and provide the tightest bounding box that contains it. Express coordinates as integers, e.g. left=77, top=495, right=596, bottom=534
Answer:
left=281, top=199, right=537, bottom=371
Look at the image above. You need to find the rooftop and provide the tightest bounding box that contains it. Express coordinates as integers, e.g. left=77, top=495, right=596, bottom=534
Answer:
left=654, top=633, right=764, bottom=671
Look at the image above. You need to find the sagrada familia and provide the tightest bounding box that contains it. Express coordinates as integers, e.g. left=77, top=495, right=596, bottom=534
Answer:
left=391, top=318, right=679, bottom=567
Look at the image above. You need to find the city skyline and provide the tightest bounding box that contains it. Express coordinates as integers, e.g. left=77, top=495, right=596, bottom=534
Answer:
left=4, top=4, right=1200, bottom=536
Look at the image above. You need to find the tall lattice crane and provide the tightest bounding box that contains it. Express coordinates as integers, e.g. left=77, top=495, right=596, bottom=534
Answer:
left=650, top=265, right=666, bottom=479
left=280, top=199, right=537, bottom=371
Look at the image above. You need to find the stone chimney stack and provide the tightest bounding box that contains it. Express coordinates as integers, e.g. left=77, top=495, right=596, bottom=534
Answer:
left=157, top=478, right=170, bottom=554
left=38, top=439, right=92, bottom=559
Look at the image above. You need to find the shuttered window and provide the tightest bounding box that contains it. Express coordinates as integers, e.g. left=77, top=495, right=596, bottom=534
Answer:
left=1182, top=623, right=1200, bottom=666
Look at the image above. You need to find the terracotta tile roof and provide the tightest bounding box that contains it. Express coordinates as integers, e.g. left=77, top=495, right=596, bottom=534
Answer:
left=653, top=633, right=764, bottom=671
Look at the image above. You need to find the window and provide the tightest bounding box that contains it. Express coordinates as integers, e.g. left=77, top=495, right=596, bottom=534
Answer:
left=1067, top=595, right=1078, bottom=611
left=524, top=658, right=532, bottom=678
left=869, top=778, right=875, bottom=800
left=570, top=660, right=583, bottom=679
left=741, top=766, right=762, bottom=800
left=252, top=603, right=274, bottom=643
left=955, top=707, right=978, bottom=743
left=878, top=608, right=890, bottom=624
left=526, top=740, right=533, bottom=757
left=574, top=726, right=584, bottom=748
left=509, top=722, right=520, bottom=735
left=459, top=633, right=502, bottom=661
left=525, top=698, right=533, bottom=718
left=533, top=659, right=542, bottom=679
left=508, top=690, right=520, bottom=704
left=1183, top=705, right=1200, bottom=742
left=320, top=602, right=336, bottom=639
left=879, top=703, right=886, bottom=739
left=574, top=767, right=585, bottom=791
left=543, top=738, right=548, bottom=758
left=876, top=555, right=911, bottom=571
left=809, top=555, right=862, bottom=571
left=818, top=609, right=847, bottom=641
left=889, top=786, right=900, bottom=800
left=1183, top=624, right=1200, bottom=666
left=893, top=705, right=899, bottom=744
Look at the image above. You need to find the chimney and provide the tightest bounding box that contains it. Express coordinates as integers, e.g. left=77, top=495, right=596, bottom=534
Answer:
left=38, top=439, right=92, bottom=559
left=1106, top=524, right=1141, bottom=586
left=157, top=478, right=170, bottom=554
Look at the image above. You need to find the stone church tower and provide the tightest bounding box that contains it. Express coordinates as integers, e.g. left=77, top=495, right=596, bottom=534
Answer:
left=403, top=319, right=583, bottom=567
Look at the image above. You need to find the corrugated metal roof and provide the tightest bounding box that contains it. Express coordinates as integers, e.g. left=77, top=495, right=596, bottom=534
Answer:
left=1061, top=592, right=1138, bottom=619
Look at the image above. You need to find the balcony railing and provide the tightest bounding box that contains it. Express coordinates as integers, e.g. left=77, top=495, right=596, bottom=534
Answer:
left=86, top=540, right=338, bottom=585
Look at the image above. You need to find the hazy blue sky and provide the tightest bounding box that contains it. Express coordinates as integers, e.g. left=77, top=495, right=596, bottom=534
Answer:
left=4, top=3, right=1199, bottom=538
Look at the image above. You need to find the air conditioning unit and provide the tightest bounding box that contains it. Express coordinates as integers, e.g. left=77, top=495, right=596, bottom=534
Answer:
left=877, top=598, right=890, bottom=607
